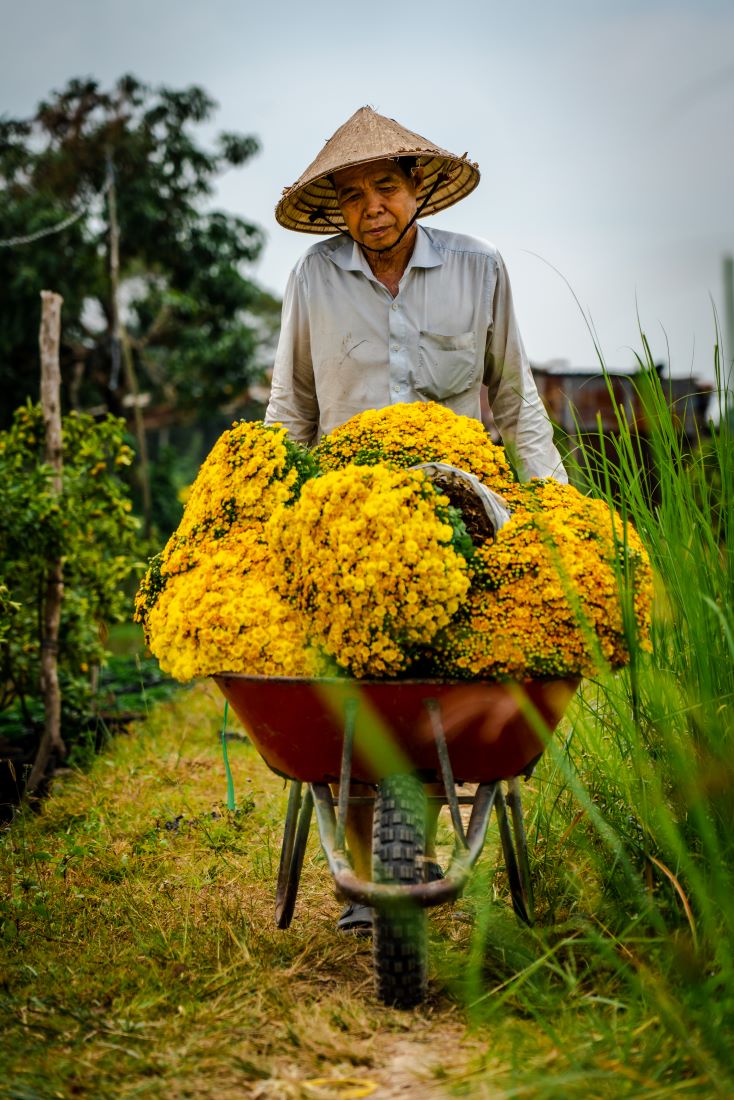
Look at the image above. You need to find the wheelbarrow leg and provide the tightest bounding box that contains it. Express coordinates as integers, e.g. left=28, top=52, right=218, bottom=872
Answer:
left=506, top=776, right=535, bottom=923
left=495, top=783, right=534, bottom=927
left=275, top=781, right=313, bottom=929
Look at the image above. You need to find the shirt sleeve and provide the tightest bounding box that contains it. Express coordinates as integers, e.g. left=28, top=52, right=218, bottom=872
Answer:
left=264, top=267, right=320, bottom=446
left=483, top=254, right=568, bottom=483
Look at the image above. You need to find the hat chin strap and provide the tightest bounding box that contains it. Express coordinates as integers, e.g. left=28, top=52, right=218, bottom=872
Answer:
left=307, top=171, right=448, bottom=254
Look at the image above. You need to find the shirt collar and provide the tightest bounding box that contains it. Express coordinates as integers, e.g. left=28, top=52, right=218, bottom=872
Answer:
left=328, top=224, right=444, bottom=277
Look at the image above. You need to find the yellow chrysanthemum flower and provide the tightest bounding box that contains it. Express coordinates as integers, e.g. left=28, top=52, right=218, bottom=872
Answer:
left=428, top=479, right=653, bottom=679
left=145, top=552, right=324, bottom=682
left=268, top=464, right=471, bottom=678
left=314, top=401, right=515, bottom=495
left=134, top=420, right=318, bottom=680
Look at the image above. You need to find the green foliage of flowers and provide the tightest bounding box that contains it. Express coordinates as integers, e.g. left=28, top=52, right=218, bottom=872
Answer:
left=433, top=501, right=476, bottom=566
left=0, top=403, right=140, bottom=729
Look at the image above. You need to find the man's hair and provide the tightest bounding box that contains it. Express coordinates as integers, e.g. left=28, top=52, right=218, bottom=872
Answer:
left=394, top=156, right=418, bottom=179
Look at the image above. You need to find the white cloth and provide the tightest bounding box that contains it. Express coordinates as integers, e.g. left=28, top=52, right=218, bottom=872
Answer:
left=265, top=225, right=567, bottom=481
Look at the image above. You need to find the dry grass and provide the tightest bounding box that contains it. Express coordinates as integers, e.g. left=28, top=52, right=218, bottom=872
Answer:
left=0, top=684, right=486, bottom=1098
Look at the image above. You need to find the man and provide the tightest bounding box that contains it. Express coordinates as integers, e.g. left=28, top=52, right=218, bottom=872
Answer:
left=266, top=105, right=567, bottom=482
left=265, top=107, right=566, bottom=931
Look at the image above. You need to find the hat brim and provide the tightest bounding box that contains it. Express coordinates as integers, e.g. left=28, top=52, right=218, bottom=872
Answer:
left=276, top=153, right=480, bottom=234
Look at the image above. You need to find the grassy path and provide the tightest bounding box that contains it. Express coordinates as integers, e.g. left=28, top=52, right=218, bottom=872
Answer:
left=0, top=683, right=723, bottom=1098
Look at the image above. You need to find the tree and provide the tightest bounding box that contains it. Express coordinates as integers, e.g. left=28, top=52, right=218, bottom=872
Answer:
left=0, top=75, right=278, bottom=427
left=0, top=403, right=140, bottom=745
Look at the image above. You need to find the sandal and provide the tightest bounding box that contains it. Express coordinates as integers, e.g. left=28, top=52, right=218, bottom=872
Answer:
left=337, top=902, right=374, bottom=934
left=425, top=860, right=444, bottom=883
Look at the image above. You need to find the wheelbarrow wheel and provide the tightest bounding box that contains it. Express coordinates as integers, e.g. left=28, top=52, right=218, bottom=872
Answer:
left=372, top=773, right=428, bottom=1008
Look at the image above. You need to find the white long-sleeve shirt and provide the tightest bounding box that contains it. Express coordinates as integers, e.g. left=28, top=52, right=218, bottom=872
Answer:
left=265, top=225, right=567, bottom=481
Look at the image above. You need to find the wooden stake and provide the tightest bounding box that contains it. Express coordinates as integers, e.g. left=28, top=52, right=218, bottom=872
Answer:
left=27, top=290, right=66, bottom=794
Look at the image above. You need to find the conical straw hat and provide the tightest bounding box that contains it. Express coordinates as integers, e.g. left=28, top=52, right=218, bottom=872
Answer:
left=275, top=106, right=480, bottom=234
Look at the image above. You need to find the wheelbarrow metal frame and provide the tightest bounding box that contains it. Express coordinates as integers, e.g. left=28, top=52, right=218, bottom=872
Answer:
left=271, top=690, right=544, bottom=926
left=215, top=673, right=578, bottom=935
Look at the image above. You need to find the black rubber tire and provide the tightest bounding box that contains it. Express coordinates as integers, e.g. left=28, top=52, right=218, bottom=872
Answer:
left=372, top=773, right=428, bottom=1008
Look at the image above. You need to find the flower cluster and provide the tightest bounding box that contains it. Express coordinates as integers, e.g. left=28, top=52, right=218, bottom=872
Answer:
left=268, top=465, right=470, bottom=677
left=314, top=401, right=515, bottom=493
left=134, top=421, right=320, bottom=680
left=426, top=479, right=653, bottom=680
left=142, top=541, right=325, bottom=682
left=136, top=402, right=652, bottom=684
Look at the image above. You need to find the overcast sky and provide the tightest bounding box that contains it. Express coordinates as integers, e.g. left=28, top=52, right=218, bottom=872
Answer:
left=2, top=0, right=733, bottom=381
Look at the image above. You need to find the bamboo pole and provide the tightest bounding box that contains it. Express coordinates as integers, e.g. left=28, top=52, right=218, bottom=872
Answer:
left=107, top=155, right=153, bottom=537
left=27, top=291, right=66, bottom=793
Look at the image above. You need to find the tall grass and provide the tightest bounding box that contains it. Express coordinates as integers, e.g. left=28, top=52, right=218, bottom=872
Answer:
left=456, top=338, right=734, bottom=1094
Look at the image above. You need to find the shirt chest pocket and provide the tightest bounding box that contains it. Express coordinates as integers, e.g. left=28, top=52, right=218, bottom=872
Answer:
left=413, top=330, right=478, bottom=401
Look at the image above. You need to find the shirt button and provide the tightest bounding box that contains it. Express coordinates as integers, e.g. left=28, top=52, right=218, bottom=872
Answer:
left=391, top=303, right=398, bottom=311
left=391, top=344, right=399, bottom=352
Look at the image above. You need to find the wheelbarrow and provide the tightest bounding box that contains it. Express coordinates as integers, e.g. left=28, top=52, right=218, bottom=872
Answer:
left=215, top=674, right=578, bottom=1008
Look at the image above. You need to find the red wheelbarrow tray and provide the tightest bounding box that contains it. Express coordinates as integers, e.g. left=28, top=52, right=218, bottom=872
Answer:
left=214, top=674, right=579, bottom=785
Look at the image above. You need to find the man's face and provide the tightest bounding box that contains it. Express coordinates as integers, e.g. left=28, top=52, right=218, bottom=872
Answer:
left=331, top=159, right=423, bottom=251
